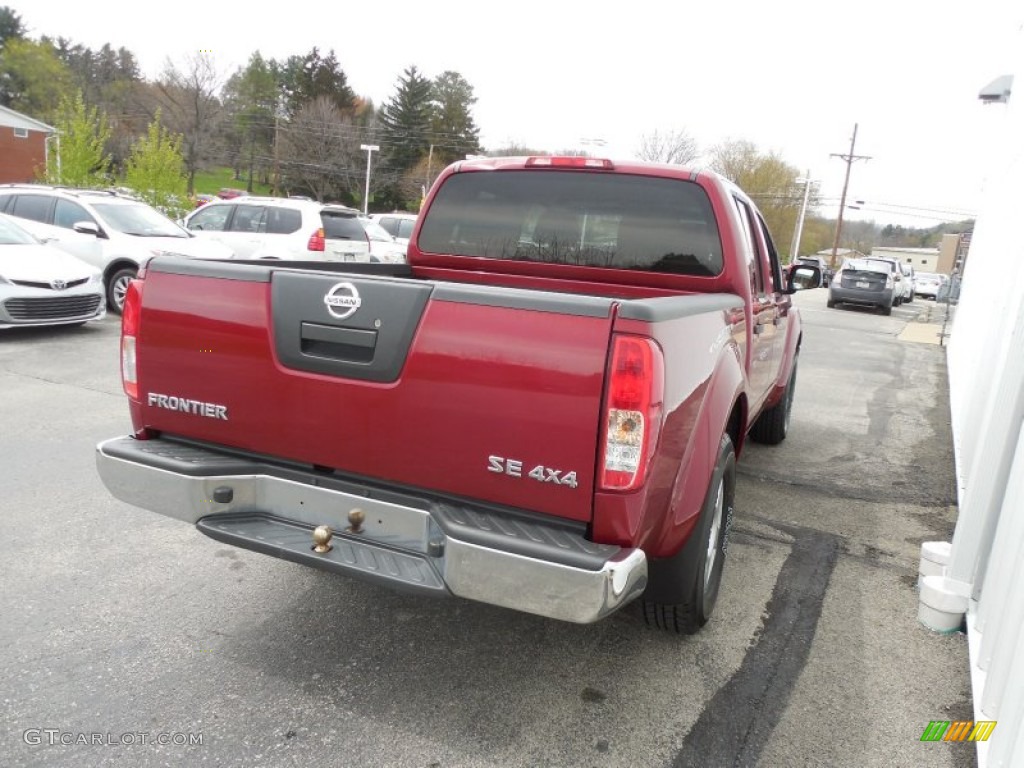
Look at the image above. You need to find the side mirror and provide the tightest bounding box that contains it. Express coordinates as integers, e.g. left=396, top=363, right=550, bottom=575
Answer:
left=785, top=264, right=822, bottom=293
left=72, top=221, right=102, bottom=237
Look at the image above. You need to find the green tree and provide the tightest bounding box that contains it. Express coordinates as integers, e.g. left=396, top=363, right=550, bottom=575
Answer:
left=708, top=139, right=815, bottom=259
left=0, top=5, right=26, bottom=49
left=41, top=91, right=110, bottom=186
left=123, top=110, right=188, bottom=218
left=222, top=52, right=279, bottom=191
left=378, top=66, right=433, bottom=173
left=47, top=38, right=145, bottom=170
left=0, top=37, right=73, bottom=120
left=429, top=71, right=481, bottom=167
left=279, top=47, right=354, bottom=117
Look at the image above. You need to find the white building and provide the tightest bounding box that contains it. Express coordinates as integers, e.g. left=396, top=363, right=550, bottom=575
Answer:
left=870, top=246, right=940, bottom=272
left=917, top=43, right=1022, bottom=768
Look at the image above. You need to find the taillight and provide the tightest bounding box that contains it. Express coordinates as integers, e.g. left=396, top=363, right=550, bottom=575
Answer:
left=599, top=335, right=664, bottom=491
left=121, top=278, right=142, bottom=400
left=525, top=156, right=614, bottom=169
left=307, top=227, right=325, bottom=251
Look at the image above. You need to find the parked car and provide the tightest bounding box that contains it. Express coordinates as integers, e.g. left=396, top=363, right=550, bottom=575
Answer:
left=828, top=258, right=896, bottom=314
left=183, top=196, right=378, bottom=263
left=370, top=212, right=417, bottom=249
left=0, top=213, right=106, bottom=329
left=862, top=255, right=907, bottom=306
left=794, top=256, right=834, bottom=286
left=359, top=216, right=407, bottom=263
left=898, top=261, right=916, bottom=303
left=0, top=185, right=234, bottom=313
left=915, top=271, right=948, bottom=300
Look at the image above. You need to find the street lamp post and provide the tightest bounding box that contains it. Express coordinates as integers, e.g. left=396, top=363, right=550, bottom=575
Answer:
left=789, top=170, right=817, bottom=264
left=360, top=144, right=379, bottom=215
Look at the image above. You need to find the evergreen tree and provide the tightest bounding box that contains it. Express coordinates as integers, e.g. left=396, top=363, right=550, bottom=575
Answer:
left=0, top=5, right=25, bottom=49
left=222, top=52, right=279, bottom=190
left=279, top=47, right=354, bottom=117
left=378, top=65, right=432, bottom=173
left=429, top=71, right=481, bottom=166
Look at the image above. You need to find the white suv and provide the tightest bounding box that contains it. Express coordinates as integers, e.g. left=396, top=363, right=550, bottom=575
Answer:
left=370, top=212, right=417, bottom=249
left=183, top=197, right=402, bottom=264
left=0, top=185, right=234, bottom=312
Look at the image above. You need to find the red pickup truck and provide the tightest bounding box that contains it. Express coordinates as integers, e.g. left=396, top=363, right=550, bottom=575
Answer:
left=97, top=156, right=819, bottom=634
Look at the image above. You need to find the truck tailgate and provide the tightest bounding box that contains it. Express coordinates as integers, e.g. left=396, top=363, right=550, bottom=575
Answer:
left=133, top=260, right=618, bottom=523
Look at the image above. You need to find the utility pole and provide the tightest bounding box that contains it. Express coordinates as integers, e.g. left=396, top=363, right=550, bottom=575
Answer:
left=789, top=170, right=816, bottom=264
left=425, top=144, right=434, bottom=193
left=272, top=108, right=281, bottom=197
left=360, top=144, right=379, bottom=215
left=829, top=123, right=871, bottom=266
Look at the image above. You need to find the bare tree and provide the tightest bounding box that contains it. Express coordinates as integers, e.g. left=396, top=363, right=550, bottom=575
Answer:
left=637, top=129, right=699, bottom=165
left=156, top=53, right=224, bottom=194
left=278, top=96, right=360, bottom=202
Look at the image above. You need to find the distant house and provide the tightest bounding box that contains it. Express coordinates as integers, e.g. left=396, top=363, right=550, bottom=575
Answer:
left=870, top=246, right=941, bottom=273
left=813, top=248, right=865, bottom=268
left=0, top=105, right=55, bottom=184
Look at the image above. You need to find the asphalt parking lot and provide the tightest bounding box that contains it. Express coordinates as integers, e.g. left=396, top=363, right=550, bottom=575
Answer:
left=1, top=289, right=973, bottom=768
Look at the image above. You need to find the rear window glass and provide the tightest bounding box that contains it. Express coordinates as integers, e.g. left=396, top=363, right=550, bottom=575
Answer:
left=844, top=259, right=890, bottom=275
left=864, top=258, right=898, bottom=273
left=417, top=170, right=723, bottom=277
left=321, top=212, right=365, bottom=240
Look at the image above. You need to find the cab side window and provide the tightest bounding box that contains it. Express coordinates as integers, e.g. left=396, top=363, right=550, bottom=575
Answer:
left=733, top=198, right=765, bottom=296
left=755, top=213, right=784, bottom=293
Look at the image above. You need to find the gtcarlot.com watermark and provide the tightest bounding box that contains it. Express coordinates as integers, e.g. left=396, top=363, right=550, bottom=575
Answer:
left=23, top=729, right=203, bottom=747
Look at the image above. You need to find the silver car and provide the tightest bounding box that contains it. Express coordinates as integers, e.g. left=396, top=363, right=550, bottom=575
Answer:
left=0, top=214, right=106, bottom=329
left=827, top=258, right=896, bottom=315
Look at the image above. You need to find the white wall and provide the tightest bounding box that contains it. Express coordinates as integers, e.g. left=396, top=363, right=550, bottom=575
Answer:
left=938, top=29, right=1024, bottom=768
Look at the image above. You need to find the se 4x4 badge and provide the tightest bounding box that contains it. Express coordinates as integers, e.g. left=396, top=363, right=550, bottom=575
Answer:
left=487, top=455, right=578, bottom=489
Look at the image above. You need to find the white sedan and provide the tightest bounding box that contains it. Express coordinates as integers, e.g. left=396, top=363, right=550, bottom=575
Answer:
left=0, top=214, right=106, bottom=329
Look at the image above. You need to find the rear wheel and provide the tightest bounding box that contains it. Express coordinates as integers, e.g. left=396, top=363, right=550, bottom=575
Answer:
left=826, top=299, right=836, bottom=308
left=749, top=356, right=798, bottom=445
left=641, top=433, right=736, bottom=634
left=881, top=304, right=893, bottom=316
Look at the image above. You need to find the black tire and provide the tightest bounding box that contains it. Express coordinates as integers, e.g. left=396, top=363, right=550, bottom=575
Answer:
left=906, top=292, right=914, bottom=303
left=826, top=299, right=836, bottom=308
left=881, top=304, right=892, bottom=316
left=106, top=266, right=137, bottom=314
left=749, top=356, right=798, bottom=445
left=641, top=433, right=736, bottom=635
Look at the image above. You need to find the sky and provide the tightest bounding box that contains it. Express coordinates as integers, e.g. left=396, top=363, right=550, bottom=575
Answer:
left=9, top=0, right=1022, bottom=228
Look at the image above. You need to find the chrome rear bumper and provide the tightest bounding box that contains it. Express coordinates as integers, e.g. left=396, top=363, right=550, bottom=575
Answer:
left=96, top=436, right=647, bottom=624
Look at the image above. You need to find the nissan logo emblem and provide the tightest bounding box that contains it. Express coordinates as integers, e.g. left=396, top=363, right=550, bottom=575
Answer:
left=323, top=282, right=361, bottom=320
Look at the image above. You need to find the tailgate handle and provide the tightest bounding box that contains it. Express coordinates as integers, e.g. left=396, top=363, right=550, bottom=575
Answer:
left=300, top=322, right=377, bottom=363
